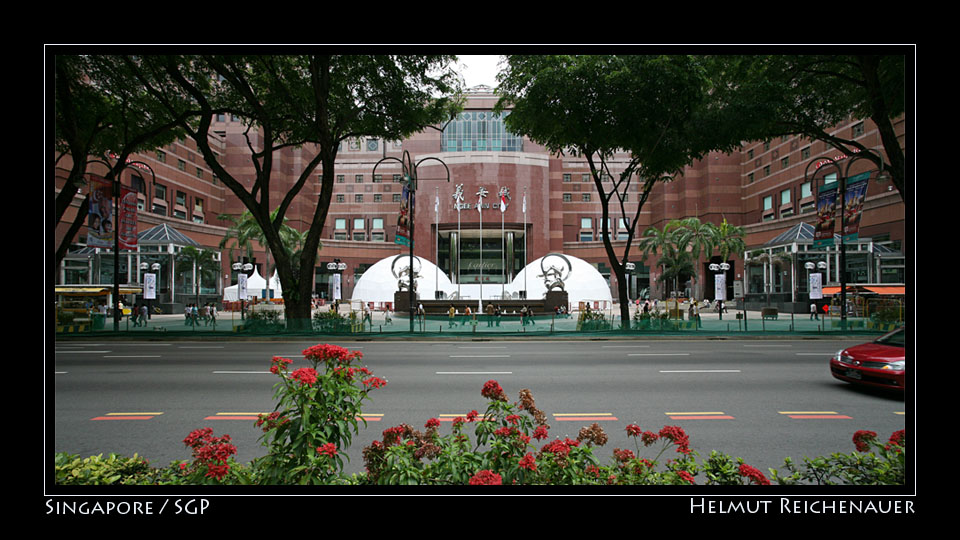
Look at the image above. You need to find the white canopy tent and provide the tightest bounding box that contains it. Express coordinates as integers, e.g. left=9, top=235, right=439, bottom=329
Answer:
left=349, top=253, right=611, bottom=308
left=222, top=268, right=283, bottom=301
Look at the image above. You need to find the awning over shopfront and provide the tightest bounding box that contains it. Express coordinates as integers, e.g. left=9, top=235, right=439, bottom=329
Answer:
left=823, top=285, right=905, bottom=296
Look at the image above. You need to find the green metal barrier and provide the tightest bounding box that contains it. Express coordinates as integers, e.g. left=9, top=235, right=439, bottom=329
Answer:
left=55, top=308, right=902, bottom=338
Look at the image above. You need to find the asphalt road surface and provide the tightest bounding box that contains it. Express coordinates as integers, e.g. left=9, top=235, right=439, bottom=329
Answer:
left=51, top=338, right=909, bottom=480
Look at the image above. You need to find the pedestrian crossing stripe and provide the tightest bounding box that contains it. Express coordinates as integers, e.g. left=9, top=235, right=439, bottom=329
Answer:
left=205, top=412, right=267, bottom=420
left=666, top=411, right=735, bottom=420
left=553, top=413, right=618, bottom=421
left=779, top=411, right=852, bottom=419
left=437, top=414, right=494, bottom=422
left=204, top=412, right=384, bottom=421
left=91, top=412, right=163, bottom=421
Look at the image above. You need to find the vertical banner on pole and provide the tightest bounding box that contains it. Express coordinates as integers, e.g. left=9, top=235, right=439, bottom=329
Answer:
left=842, top=172, right=869, bottom=243
left=395, top=183, right=414, bottom=248
left=714, top=274, right=727, bottom=302
left=87, top=175, right=114, bottom=248
left=118, top=186, right=138, bottom=250
left=809, top=273, right=823, bottom=300
left=814, top=183, right=838, bottom=248
left=238, top=273, right=248, bottom=300
left=143, top=274, right=157, bottom=300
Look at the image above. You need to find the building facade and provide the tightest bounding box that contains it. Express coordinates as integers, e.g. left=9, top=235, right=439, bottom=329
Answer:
left=55, top=86, right=907, bottom=312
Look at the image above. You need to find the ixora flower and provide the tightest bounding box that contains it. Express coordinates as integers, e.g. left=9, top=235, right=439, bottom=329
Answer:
left=270, top=356, right=293, bottom=374
left=738, top=463, right=770, bottom=485
left=853, top=430, right=878, bottom=452
left=290, top=367, right=318, bottom=386
left=362, top=376, right=387, bottom=389
left=302, top=344, right=363, bottom=366
left=658, top=425, right=691, bottom=455
left=469, top=470, right=502, bottom=485
left=316, top=443, right=338, bottom=457
left=481, top=380, right=507, bottom=402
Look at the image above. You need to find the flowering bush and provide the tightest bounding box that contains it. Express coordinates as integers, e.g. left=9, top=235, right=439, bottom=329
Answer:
left=770, top=428, right=906, bottom=485
left=251, top=344, right=384, bottom=485
left=54, top=354, right=906, bottom=486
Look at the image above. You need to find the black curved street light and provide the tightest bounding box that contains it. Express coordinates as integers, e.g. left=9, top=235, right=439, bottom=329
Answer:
left=373, top=150, right=450, bottom=332
left=88, top=157, right=157, bottom=331
left=804, top=148, right=887, bottom=331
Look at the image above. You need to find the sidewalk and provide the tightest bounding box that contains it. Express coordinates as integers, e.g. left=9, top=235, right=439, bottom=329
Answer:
left=59, top=302, right=898, bottom=338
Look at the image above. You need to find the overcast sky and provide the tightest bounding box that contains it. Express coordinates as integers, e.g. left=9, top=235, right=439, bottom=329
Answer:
left=455, top=55, right=503, bottom=88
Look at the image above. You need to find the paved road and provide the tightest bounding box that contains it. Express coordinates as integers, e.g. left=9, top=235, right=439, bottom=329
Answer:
left=51, top=339, right=908, bottom=479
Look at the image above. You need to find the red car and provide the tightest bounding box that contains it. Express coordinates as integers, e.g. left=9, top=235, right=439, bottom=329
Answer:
left=830, top=327, right=905, bottom=391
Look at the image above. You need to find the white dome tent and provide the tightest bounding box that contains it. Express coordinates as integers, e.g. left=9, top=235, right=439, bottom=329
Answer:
left=506, top=254, right=613, bottom=308
left=348, top=253, right=611, bottom=309
left=351, top=255, right=454, bottom=304
left=222, top=268, right=283, bottom=301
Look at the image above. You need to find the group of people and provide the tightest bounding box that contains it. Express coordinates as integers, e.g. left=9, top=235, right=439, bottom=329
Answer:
left=445, top=304, right=539, bottom=328
left=128, top=304, right=151, bottom=327
left=184, top=303, right=218, bottom=327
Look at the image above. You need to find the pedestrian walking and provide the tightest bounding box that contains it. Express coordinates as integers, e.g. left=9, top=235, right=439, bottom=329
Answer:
left=485, top=303, right=495, bottom=327
left=449, top=305, right=456, bottom=328
left=140, top=304, right=148, bottom=327
left=810, top=301, right=819, bottom=320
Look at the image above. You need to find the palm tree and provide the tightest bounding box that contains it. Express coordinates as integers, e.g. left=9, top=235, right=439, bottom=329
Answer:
left=713, top=218, right=746, bottom=266
left=176, top=246, right=218, bottom=305
left=218, top=209, right=307, bottom=281
left=673, top=217, right=716, bottom=300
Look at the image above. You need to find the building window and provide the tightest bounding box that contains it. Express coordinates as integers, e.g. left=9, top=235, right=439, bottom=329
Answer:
left=353, top=232, right=366, bottom=241
left=781, top=157, right=789, bottom=169
left=747, top=149, right=754, bottom=160
left=580, top=231, right=593, bottom=242
left=580, top=217, right=592, bottom=229
left=337, top=175, right=345, bottom=183
left=374, top=194, right=382, bottom=203
left=563, top=193, right=572, bottom=202
left=371, top=232, right=385, bottom=242
left=353, top=218, right=365, bottom=231
left=355, top=194, right=363, bottom=203
left=748, top=173, right=754, bottom=184
left=335, top=219, right=346, bottom=230
left=763, top=165, right=770, bottom=177
left=393, top=174, right=402, bottom=183
left=563, top=173, right=571, bottom=183
left=582, top=193, right=591, bottom=202
left=393, top=194, right=401, bottom=202
left=355, top=174, right=363, bottom=183
left=156, top=151, right=166, bottom=163
left=853, top=122, right=864, bottom=137
left=801, top=146, right=811, bottom=160
left=336, top=194, right=345, bottom=203
left=372, top=218, right=384, bottom=229
left=441, top=110, right=524, bottom=152
left=582, top=173, right=590, bottom=183
left=373, top=174, right=382, bottom=183
left=177, top=159, right=186, bottom=171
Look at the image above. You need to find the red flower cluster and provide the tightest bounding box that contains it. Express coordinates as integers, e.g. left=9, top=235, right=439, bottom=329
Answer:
left=466, top=410, right=479, bottom=422
left=886, top=429, right=905, bottom=452
left=290, top=367, right=318, bottom=386
left=625, top=424, right=642, bottom=437
left=519, top=453, right=537, bottom=471
left=316, top=443, right=338, bottom=457
left=469, top=470, right=502, bottom=485
left=676, top=470, right=696, bottom=484
left=182, top=428, right=237, bottom=482
left=738, top=463, right=770, bottom=485
left=362, top=376, right=387, bottom=389
left=853, top=430, right=878, bottom=452
left=255, top=411, right=290, bottom=433
left=332, top=365, right=372, bottom=382
left=481, top=380, right=507, bottom=402
left=658, top=425, right=691, bottom=454
left=425, top=418, right=441, bottom=429
left=613, top=448, right=636, bottom=463
left=270, top=356, right=292, bottom=374
left=303, top=344, right=362, bottom=367
left=532, top=426, right=549, bottom=441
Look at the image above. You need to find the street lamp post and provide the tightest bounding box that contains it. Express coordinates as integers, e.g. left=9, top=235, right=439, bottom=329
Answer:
left=373, top=150, right=450, bottom=333
left=804, top=149, right=886, bottom=332
left=709, top=262, right=730, bottom=320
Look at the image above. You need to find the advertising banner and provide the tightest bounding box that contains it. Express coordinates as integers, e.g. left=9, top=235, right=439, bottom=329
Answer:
left=814, top=183, right=838, bottom=248
left=714, top=273, right=727, bottom=302
left=395, top=182, right=414, bottom=248
left=87, top=175, right=138, bottom=250
left=143, top=273, right=157, bottom=300
left=87, top=175, right=114, bottom=248
left=118, top=186, right=138, bottom=250
left=809, top=272, right=823, bottom=300
left=238, top=273, right=248, bottom=300
left=842, top=172, right=870, bottom=243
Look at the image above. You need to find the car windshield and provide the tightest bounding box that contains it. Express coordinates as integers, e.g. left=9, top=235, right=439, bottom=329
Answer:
left=875, top=328, right=905, bottom=347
